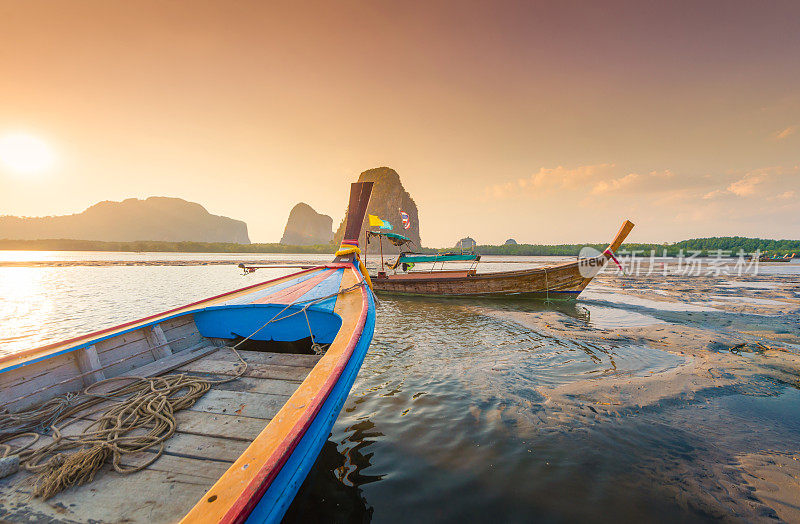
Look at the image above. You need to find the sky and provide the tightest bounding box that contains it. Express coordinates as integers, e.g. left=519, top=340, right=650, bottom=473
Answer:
left=1, top=0, right=799, bottom=246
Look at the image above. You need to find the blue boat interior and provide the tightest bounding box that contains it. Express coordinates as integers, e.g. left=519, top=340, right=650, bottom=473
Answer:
left=193, top=304, right=343, bottom=349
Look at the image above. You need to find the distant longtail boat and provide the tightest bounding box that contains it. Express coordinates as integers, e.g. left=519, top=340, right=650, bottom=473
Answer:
left=366, top=220, right=635, bottom=299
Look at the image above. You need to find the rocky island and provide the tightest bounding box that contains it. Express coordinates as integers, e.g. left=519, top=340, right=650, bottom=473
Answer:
left=279, top=203, right=333, bottom=245
left=333, top=167, right=421, bottom=253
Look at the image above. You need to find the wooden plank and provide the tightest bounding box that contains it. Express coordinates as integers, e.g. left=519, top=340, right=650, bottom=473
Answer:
left=2, top=353, right=85, bottom=412
left=2, top=350, right=79, bottom=390
left=161, top=318, right=196, bottom=335
left=209, top=349, right=321, bottom=368
left=190, top=389, right=288, bottom=420
left=74, top=344, right=106, bottom=385
left=179, top=358, right=312, bottom=382
left=121, top=452, right=232, bottom=481
left=94, top=328, right=148, bottom=356
left=97, top=334, right=155, bottom=377
left=0, top=466, right=215, bottom=524
left=42, top=418, right=250, bottom=463
left=65, top=401, right=267, bottom=443
left=173, top=410, right=268, bottom=441
left=159, top=315, right=194, bottom=331
left=146, top=324, right=173, bottom=359
left=159, top=432, right=250, bottom=462
left=121, top=345, right=219, bottom=378
left=161, top=318, right=204, bottom=352
left=192, top=375, right=303, bottom=397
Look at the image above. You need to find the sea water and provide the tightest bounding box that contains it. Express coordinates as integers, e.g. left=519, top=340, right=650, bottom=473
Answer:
left=1, top=252, right=798, bottom=522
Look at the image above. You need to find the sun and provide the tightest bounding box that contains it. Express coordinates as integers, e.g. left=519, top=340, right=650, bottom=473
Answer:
left=0, top=133, right=56, bottom=175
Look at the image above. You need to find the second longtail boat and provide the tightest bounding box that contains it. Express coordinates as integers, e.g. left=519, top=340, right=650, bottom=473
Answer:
left=364, top=220, right=635, bottom=300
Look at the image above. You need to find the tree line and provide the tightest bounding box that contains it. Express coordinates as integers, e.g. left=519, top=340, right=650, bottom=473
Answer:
left=464, top=237, right=800, bottom=257
left=1, top=236, right=798, bottom=257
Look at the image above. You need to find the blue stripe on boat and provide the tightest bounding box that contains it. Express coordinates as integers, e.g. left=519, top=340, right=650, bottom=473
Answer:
left=294, top=269, right=344, bottom=312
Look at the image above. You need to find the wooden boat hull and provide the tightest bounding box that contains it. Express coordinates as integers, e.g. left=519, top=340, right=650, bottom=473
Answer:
left=372, top=261, right=591, bottom=299
left=372, top=220, right=635, bottom=299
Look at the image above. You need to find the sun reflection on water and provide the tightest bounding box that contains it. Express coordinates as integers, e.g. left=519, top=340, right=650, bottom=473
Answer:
left=0, top=250, right=60, bottom=263
left=0, top=267, right=51, bottom=355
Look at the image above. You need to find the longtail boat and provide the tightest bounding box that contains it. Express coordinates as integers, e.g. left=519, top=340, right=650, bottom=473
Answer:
left=0, top=182, right=376, bottom=523
left=366, top=220, right=634, bottom=299
left=758, top=253, right=793, bottom=262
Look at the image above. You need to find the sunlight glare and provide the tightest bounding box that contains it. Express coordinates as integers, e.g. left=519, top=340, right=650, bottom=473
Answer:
left=0, top=133, right=56, bottom=175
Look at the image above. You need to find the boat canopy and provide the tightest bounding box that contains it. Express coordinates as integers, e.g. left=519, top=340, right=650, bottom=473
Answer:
left=396, top=252, right=481, bottom=264
left=366, top=230, right=414, bottom=247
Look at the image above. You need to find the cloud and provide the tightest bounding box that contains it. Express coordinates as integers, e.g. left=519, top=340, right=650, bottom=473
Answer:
left=486, top=164, right=800, bottom=209
left=727, top=171, right=767, bottom=196
left=480, top=163, right=800, bottom=243
left=701, top=166, right=800, bottom=201
left=774, top=125, right=797, bottom=140
left=486, top=166, right=685, bottom=201
left=486, top=164, right=617, bottom=199
left=591, top=172, right=639, bottom=194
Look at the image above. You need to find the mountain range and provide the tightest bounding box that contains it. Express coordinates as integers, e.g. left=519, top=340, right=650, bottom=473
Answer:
left=0, top=197, right=250, bottom=243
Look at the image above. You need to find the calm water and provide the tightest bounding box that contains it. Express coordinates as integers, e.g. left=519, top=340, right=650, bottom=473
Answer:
left=1, top=252, right=799, bottom=522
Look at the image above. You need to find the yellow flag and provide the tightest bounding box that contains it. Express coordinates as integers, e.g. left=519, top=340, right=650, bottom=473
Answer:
left=368, top=214, right=383, bottom=227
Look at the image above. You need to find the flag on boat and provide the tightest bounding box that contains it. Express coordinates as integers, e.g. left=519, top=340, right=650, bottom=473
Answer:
left=369, top=214, right=393, bottom=230
left=400, top=210, right=411, bottom=229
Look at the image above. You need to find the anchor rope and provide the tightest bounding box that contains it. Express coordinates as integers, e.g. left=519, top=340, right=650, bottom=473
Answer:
left=544, top=267, right=550, bottom=303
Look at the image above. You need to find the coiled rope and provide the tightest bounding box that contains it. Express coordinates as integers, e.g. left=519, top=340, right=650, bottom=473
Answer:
left=0, top=349, right=247, bottom=499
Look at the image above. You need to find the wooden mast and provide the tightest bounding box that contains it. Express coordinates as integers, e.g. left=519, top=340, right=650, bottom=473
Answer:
left=335, top=181, right=374, bottom=263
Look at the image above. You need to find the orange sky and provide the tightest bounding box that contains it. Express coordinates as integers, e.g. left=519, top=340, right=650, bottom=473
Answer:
left=1, top=1, right=799, bottom=245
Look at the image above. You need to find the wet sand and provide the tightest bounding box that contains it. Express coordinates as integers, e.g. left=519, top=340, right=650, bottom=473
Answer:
left=474, top=269, right=800, bottom=521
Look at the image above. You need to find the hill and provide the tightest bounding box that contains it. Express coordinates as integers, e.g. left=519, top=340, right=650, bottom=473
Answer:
left=0, top=197, right=250, bottom=243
